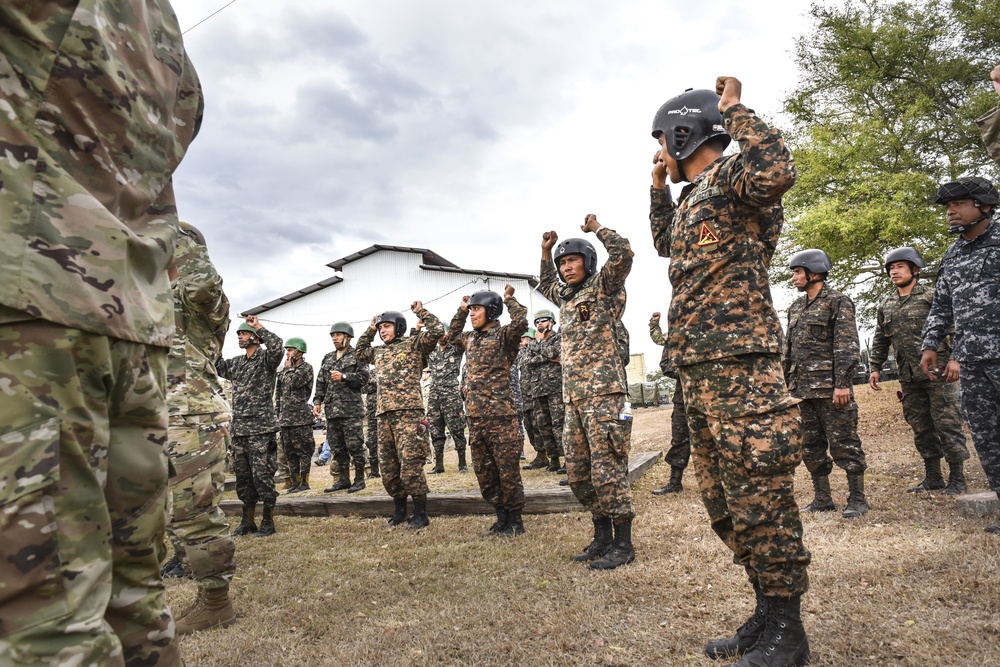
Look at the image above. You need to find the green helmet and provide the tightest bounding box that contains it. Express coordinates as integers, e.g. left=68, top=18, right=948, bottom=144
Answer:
left=285, top=337, right=307, bottom=353
left=236, top=322, right=257, bottom=335
left=330, top=321, right=354, bottom=337
left=522, top=326, right=537, bottom=339
left=533, top=309, right=555, bottom=324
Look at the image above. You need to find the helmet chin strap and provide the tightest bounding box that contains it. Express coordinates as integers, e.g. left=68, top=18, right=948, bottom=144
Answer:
left=948, top=206, right=992, bottom=234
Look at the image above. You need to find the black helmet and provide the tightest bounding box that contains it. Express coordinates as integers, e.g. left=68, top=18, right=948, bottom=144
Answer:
left=468, top=290, right=503, bottom=325
left=651, top=88, right=731, bottom=162
left=330, top=321, right=354, bottom=337
left=789, top=248, right=832, bottom=275
left=934, top=176, right=999, bottom=207
left=553, top=238, right=598, bottom=282
left=375, top=311, right=407, bottom=338
left=883, top=247, right=925, bottom=277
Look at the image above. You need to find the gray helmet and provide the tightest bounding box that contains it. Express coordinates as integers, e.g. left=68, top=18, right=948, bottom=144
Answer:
left=934, top=176, right=999, bottom=207
left=883, top=247, right=925, bottom=277
left=789, top=249, right=832, bottom=275
left=468, top=290, right=503, bottom=324
left=329, top=321, right=354, bottom=337
left=651, top=88, right=731, bottom=162
left=553, top=238, right=598, bottom=282
left=375, top=311, right=407, bottom=338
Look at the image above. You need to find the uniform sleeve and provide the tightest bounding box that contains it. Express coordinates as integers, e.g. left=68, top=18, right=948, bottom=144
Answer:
left=922, top=272, right=955, bottom=352
left=216, top=355, right=231, bottom=380
left=782, top=310, right=793, bottom=380
left=649, top=186, right=675, bottom=258
left=595, top=226, right=634, bottom=297
left=538, top=258, right=561, bottom=305
left=721, top=103, right=796, bottom=207
left=414, top=307, right=445, bottom=356
left=977, top=105, right=1000, bottom=168
left=313, top=355, right=328, bottom=406
left=502, top=295, right=529, bottom=355
left=344, top=362, right=369, bottom=391
left=648, top=318, right=666, bottom=346
left=355, top=326, right=376, bottom=363
left=832, top=295, right=860, bottom=388
left=445, top=306, right=470, bottom=351
left=274, top=371, right=285, bottom=416
left=868, top=304, right=890, bottom=372
left=256, top=327, right=285, bottom=370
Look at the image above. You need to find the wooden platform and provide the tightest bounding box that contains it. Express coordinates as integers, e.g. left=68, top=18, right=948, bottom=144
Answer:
left=220, top=450, right=661, bottom=518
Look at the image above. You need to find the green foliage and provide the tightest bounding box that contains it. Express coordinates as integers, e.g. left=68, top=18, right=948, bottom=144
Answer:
left=645, top=368, right=675, bottom=397
left=781, top=0, right=1000, bottom=322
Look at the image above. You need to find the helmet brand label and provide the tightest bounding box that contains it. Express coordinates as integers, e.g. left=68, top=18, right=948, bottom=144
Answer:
left=667, top=106, right=702, bottom=115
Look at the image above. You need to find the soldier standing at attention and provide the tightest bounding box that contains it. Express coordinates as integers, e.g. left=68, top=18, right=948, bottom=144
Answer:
left=869, top=248, right=969, bottom=494
left=217, top=316, right=284, bottom=537
left=314, top=322, right=370, bottom=493
left=276, top=338, right=315, bottom=493
left=0, top=3, right=200, bottom=663
left=648, top=312, right=691, bottom=495
left=446, top=287, right=529, bottom=536
left=426, top=338, right=469, bottom=473
left=539, top=214, right=636, bottom=570
left=785, top=249, right=870, bottom=519
left=357, top=304, right=443, bottom=529
left=526, top=310, right=567, bottom=474
left=650, top=79, right=811, bottom=665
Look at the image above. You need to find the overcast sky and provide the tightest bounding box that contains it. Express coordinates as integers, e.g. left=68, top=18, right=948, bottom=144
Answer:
left=170, top=0, right=827, bottom=366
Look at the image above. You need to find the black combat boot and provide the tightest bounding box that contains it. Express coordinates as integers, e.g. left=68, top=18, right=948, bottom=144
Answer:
left=589, top=520, right=635, bottom=570
left=255, top=504, right=276, bottom=537
left=297, top=473, right=310, bottom=492
left=160, top=553, right=188, bottom=579
left=407, top=495, right=430, bottom=530
left=457, top=449, right=469, bottom=473
left=842, top=472, right=870, bottom=518
left=367, top=458, right=380, bottom=479
left=805, top=474, right=836, bottom=512
left=284, top=473, right=302, bottom=494
left=481, top=507, right=509, bottom=537
left=500, top=510, right=525, bottom=537
left=388, top=496, right=409, bottom=526
left=652, top=466, right=684, bottom=495
left=704, top=582, right=768, bottom=659
left=429, top=447, right=445, bottom=474
left=546, top=454, right=561, bottom=473
left=523, top=451, right=549, bottom=470
left=324, top=463, right=352, bottom=492
left=347, top=462, right=366, bottom=493
left=732, top=594, right=809, bottom=667
left=942, top=461, right=967, bottom=495
left=232, top=505, right=257, bottom=536
left=571, top=516, right=613, bottom=562
left=908, top=457, right=945, bottom=492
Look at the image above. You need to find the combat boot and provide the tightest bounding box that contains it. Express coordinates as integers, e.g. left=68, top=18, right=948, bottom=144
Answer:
left=232, top=505, right=257, bottom=536
left=571, top=516, right=613, bottom=562
left=429, top=448, right=445, bottom=474
left=500, top=510, right=525, bottom=537
left=732, top=594, right=809, bottom=667
left=908, top=457, right=945, bottom=492
left=388, top=496, right=409, bottom=526
left=523, top=451, right=549, bottom=470
left=367, top=458, right=380, bottom=479
left=255, top=504, right=276, bottom=537
left=481, top=507, right=509, bottom=537
left=284, top=473, right=302, bottom=494
left=705, top=582, right=768, bottom=659
left=407, top=495, right=430, bottom=530
left=805, top=474, right=836, bottom=512
left=297, top=473, right=310, bottom=492
left=546, top=454, right=561, bottom=473
left=281, top=476, right=294, bottom=491
left=160, top=553, right=188, bottom=579
left=457, top=449, right=468, bottom=473
left=589, top=520, right=635, bottom=570
left=652, top=466, right=684, bottom=495
left=348, top=462, right=367, bottom=493
left=324, top=463, right=352, bottom=492
left=174, top=585, right=237, bottom=635
left=842, top=472, right=870, bottom=519
left=942, top=461, right=967, bottom=495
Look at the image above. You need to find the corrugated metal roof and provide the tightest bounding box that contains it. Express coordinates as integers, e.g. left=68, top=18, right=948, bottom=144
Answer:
left=326, top=244, right=458, bottom=270
left=243, top=275, right=343, bottom=316
left=419, top=264, right=539, bottom=288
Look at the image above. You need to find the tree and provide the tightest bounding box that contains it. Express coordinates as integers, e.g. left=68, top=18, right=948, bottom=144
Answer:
left=645, top=369, right=674, bottom=400
left=781, top=0, right=1000, bottom=322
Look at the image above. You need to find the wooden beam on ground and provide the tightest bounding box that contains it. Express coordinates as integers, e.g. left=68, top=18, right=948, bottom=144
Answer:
left=954, top=491, right=1000, bottom=518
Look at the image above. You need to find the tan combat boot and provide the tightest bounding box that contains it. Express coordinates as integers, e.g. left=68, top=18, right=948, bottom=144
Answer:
left=175, top=585, right=236, bottom=635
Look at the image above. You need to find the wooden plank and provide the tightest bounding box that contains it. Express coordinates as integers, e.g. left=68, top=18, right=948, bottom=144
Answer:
left=954, top=491, right=1000, bottom=518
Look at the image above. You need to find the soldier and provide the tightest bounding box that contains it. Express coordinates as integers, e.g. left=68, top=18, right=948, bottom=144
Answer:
left=650, top=80, right=811, bottom=665
left=216, top=316, right=284, bottom=537
left=526, top=310, right=567, bottom=473
left=648, top=312, right=691, bottom=495
left=276, top=338, right=316, bottom=493
left=313, top=322, right=370, bottom=493
left=426, top=338, right=469, bottom=473
left=446, top=287, right=529, bottom=536
left=0, top=3, right=200, bottom=664
left=517, top=328, right=544, bottom=466
left=357, top=304, right=444, bottom=529
left=163, top=224, right=237, bottom=634
left=539, top=214, right=636, bottom=570
left=784, top=249, right=870, bottom=520
left=363, top=371, right=380, bottom=477
left=869, top=247, right=969, bottom=494
left=921, top=177, right=1000, bottom=534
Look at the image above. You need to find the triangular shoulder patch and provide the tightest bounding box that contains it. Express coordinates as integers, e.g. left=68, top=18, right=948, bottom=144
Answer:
left=696, top=222, right=720, bottom=246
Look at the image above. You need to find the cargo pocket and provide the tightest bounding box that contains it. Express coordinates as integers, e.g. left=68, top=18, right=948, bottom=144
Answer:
left=736, top=410, right=802, bottom=478
left=0, top=418, right=69, bottom=634
left=597, top=406, right=630, bottom=461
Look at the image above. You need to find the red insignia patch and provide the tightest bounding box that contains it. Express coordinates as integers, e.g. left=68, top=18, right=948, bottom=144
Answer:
left=696, top=221, right=721, bottom=247
left=577, top=302, right=592, bottom=322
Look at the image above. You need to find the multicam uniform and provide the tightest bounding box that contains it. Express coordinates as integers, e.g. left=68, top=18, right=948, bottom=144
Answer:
left=539, top=227, right=635, bottom=523
left=526, top=331, right=566, bottom=463
left=313, top=346, right=369, bottom=470
left=650, top=103, right=810, bottom=598
left=978, top=106, right=1000, bottom=167
left=0, top=3, right=201, bottom=664
left=426, top=343, right=468, bottom=458
left=275, top=358, right=316, bottom=484
left=649, top=317, right=690, bottom=471
left=870, top=284, right=968, bottom=465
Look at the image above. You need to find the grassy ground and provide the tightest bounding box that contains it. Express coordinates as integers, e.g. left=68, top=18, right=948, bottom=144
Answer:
left=172, top=382, right=1000, bottom=666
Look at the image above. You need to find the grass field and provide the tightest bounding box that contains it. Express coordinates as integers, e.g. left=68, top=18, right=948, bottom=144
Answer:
left=169, top=381, right=1000, bottom=666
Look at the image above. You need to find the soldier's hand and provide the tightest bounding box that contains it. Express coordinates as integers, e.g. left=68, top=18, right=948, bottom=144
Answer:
left=411, top=300, right=423, bottom=313
left=535, top=329, right=545, bottom=341
left=992, top=64, right=1000, bottom=96
left=652, top=149, right=667, bottom=189
left=370, top=316, right=378, bottom=329
left=716, top=76, right=742, bottom=113
left=832, top=387, right=851, bottom=408
left=651, top=311, right=660, bottom=321
left=920, top=349, right=940, bottom=380
left=460, top=295, right=470, bottom=311
left=313, top=405, right=323, bottom=419
left=246, top=314, right=262, bottom=330
left=868, top=371, right=881, bottom=392
left=581, top=213, right=600, bottom=233
left=943, top=359, right=961, bottom=383
left=503, top=283, right=515, bottom=298
left=330, top=370, right=343, bottom=382
left=542, top=231, right=558, bottom=251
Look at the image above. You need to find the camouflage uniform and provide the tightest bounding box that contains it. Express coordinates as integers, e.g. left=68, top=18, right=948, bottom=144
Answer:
left=526, top=331, right=566, bottom=462
left=650, top=103, right=809, bottom=598
left=364, top=373, right=379, bottom=468
left=0, top=3, right=200, bottom=664
left=870, top=284, right=968, bottom=464
left=977, top=106, right=1000, bottom=168
left=426, top=343, right=468, bottom=457
left=922, top=220, right=1000, bottom=495
left=650, top=317, right=690, bottom=470
left=275, top=358, right=316, bottom=484
left=516, top=346, right=542, bottom=454
left=447, top=298, right=529, bottom=511
left=356, top=309, right=443, bottom=499
left=539, top=227, right=635, bottom=523
left=216, top=327, right=284, bottom=510
left=313, top=346, right=369, bottom=469
left=784, top=285, right=868, bottom=476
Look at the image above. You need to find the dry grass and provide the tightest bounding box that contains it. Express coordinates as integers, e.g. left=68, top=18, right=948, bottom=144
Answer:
left=173, top=382, right=1000, bottom=666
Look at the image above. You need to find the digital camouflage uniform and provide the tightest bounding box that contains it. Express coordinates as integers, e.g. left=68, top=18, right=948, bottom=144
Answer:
left=526, top=330, right=566, bottom=462
left=0, top=3, right=200, bottom=665
left=870, top=284, right=968, bottom=465
left=356, top=309, right=443, bottom=499
left=364, top=373, right=379, bottom=468
left=784, top=285, right=868, bottom=477
left=649, top=317, right=690, bottom=471
left=539, top=227, right=635, bottom=523
left=426, top=343, right=468, bottom=456
left=516, top=345, right=542, bottom=454
left=313, top=346, right=369, bottom=469
left=216, top=327, right=284, bottom=510
left=447, top=298, right=529, bottom=512
left=275, top=358, right=316, bottom=485
left=650, top=103, right=810, bottom=598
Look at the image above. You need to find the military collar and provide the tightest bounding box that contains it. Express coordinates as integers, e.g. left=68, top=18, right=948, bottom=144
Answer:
left=677, top=156, right=727, bottom=204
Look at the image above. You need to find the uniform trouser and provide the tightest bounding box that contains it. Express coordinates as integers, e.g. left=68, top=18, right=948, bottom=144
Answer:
left=959, top=362, right=1000, bottom=493
left=665, top=383, right=691, bottom=469
left=276, top=436, right=289, bottom=479
left=467, top=415, right=525, bottom=511
left=0, top=322, right=180, bottom=667
left=533, top=393, right=566, bottom=458
left=281, top=423, right=315, bottom=480
left=798, top=395, right=867, bottom=476
left=523, top=407, right=540, bottom=453
left=166, top=413, right=236, bottom=591
left=565, top=393, right=635, bottom=522
left=378, top=409, right=431, bottom=499
left=681, top=354, right=810, bottom=598
left=327, top=414, right=366, bottom=468
left=364, top=398, right=378, bottom=465
left=427, top=389, right=468, bottom=453
left=899, top=379, right=969, bottom=464
left=231, top=432, right=278, bottom=507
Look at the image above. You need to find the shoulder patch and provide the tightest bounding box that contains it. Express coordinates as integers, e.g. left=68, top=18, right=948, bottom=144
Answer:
left=696, top=221, right=721, bottom=247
